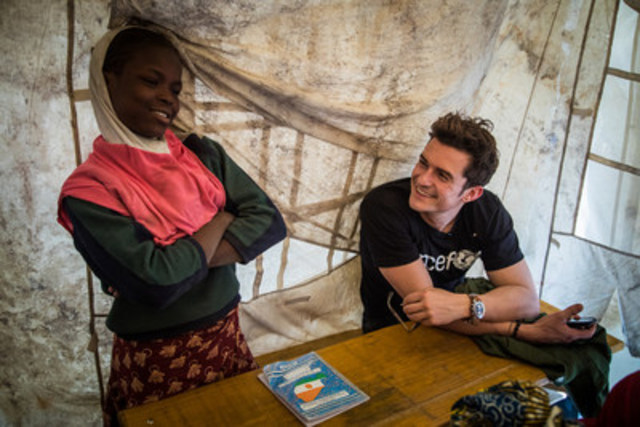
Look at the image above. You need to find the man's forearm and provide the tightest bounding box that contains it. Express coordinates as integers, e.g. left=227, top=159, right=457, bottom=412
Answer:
left=481, top=260, right=540, bottom=321
left=438, top=303, right=599, bottom=345
left=438, top=318, right=514, bottom=337
left=477, top=285, right=540, bottom=322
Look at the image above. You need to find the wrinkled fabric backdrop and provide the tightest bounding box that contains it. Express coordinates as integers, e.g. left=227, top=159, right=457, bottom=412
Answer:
left=1, top=0, right=638, bottom=425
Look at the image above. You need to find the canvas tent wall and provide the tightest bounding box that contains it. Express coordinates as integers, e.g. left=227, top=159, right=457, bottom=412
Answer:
left=1, top=0, right=638, bottom=425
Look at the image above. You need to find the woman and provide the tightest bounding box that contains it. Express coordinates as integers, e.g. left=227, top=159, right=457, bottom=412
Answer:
left=57, top=26, right=286, bottom=425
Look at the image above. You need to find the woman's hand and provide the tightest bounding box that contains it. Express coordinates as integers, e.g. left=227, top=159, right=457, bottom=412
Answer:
left=192, top=211, right=235, bottom=265
left=517, top=304, right=597, bottom=344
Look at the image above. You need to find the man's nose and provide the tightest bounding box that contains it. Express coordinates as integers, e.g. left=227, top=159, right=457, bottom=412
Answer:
left=415, top=168, right=434, bottom=185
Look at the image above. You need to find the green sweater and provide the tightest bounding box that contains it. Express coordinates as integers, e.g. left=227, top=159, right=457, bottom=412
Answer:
left=62, top=135, right=286, bottom=339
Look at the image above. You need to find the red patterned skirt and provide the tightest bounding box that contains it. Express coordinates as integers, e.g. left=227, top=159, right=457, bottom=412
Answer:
left=103, top=306, right=257, bottom=426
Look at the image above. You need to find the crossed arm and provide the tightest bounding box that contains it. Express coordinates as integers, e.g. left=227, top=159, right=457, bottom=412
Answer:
left=192, top=211, right=241, bottom=267
left=379, top=258, right=596, bottom=343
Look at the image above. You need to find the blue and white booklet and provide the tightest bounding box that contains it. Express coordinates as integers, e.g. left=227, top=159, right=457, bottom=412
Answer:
left=258, top=352, right=369, bottom=426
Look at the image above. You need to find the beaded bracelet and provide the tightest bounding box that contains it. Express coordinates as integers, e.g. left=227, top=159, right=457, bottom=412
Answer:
left=511, top=320, right=522, bottom=338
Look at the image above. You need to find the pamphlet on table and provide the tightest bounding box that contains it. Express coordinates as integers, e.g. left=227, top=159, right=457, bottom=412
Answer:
left=258, top=352, right=369, bottom=426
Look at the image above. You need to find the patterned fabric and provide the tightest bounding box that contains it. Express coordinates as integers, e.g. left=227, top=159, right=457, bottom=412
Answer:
left=103, top=306, right=257, bottom=426
left=450, top=380, right=551, bottom=427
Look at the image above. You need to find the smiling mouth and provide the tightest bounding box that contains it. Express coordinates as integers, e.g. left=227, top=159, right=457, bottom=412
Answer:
left=152, top=110, right=172, bottom=124
left=414, top=185, right=435, bottom=198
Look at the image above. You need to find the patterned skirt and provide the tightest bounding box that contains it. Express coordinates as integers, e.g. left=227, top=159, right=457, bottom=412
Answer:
left=103, top=306, right=258, bottom=426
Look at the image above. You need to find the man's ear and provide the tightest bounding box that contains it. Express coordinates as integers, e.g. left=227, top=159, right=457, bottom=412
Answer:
left=462, top=186, right=483, bottom=203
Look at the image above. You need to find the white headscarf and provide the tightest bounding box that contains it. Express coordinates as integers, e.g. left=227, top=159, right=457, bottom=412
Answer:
left=89, top=26, right=172, bottom=154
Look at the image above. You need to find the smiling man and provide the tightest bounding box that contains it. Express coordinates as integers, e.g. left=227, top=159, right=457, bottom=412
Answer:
left=359, top=112, right=596, bottom=344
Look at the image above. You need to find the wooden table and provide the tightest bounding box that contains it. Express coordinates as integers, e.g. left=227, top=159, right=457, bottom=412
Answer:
left=119, top=325, right=558, bottom=426
left=119, top=299, right=624, bottom=426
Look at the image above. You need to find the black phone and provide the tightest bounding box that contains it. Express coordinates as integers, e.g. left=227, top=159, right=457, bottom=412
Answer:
left=567, top=316, right=597, bottom=329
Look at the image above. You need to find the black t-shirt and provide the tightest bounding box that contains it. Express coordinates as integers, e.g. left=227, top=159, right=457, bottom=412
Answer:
left=359, top=178, right=523, bottom=332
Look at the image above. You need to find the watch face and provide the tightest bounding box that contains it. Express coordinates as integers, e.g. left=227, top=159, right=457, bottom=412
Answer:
left=474, top=300, right=485, bottom=319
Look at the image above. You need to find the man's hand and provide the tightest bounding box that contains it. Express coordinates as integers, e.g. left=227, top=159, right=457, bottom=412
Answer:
left=402, top=288, right=469, bottom=326
left=517, top=304, right=597, bottom=344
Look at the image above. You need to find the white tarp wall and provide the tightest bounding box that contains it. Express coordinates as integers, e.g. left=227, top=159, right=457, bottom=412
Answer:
left=1, top=0, right=638, bottom=425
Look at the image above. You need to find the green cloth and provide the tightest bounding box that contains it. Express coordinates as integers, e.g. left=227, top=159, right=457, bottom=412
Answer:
left=455, top=278, right=611, bottom=418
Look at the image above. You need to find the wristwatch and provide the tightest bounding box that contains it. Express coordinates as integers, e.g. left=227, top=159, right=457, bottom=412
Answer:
left=468, top=294, right=485, bottom=324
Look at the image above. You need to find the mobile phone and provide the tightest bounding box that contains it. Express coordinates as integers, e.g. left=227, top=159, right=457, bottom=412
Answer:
left=567, top=316, right=597, bottom=329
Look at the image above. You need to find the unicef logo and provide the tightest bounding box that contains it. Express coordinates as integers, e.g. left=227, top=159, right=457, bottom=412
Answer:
left=420, top=250, right=482, bottom=272
left=452, top=250, right=480, bottom=270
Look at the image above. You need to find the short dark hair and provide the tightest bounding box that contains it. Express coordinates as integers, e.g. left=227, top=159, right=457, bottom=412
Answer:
left=103, top=28, right=178, bottom=74
left=429, top=112, right=499, bottom=188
